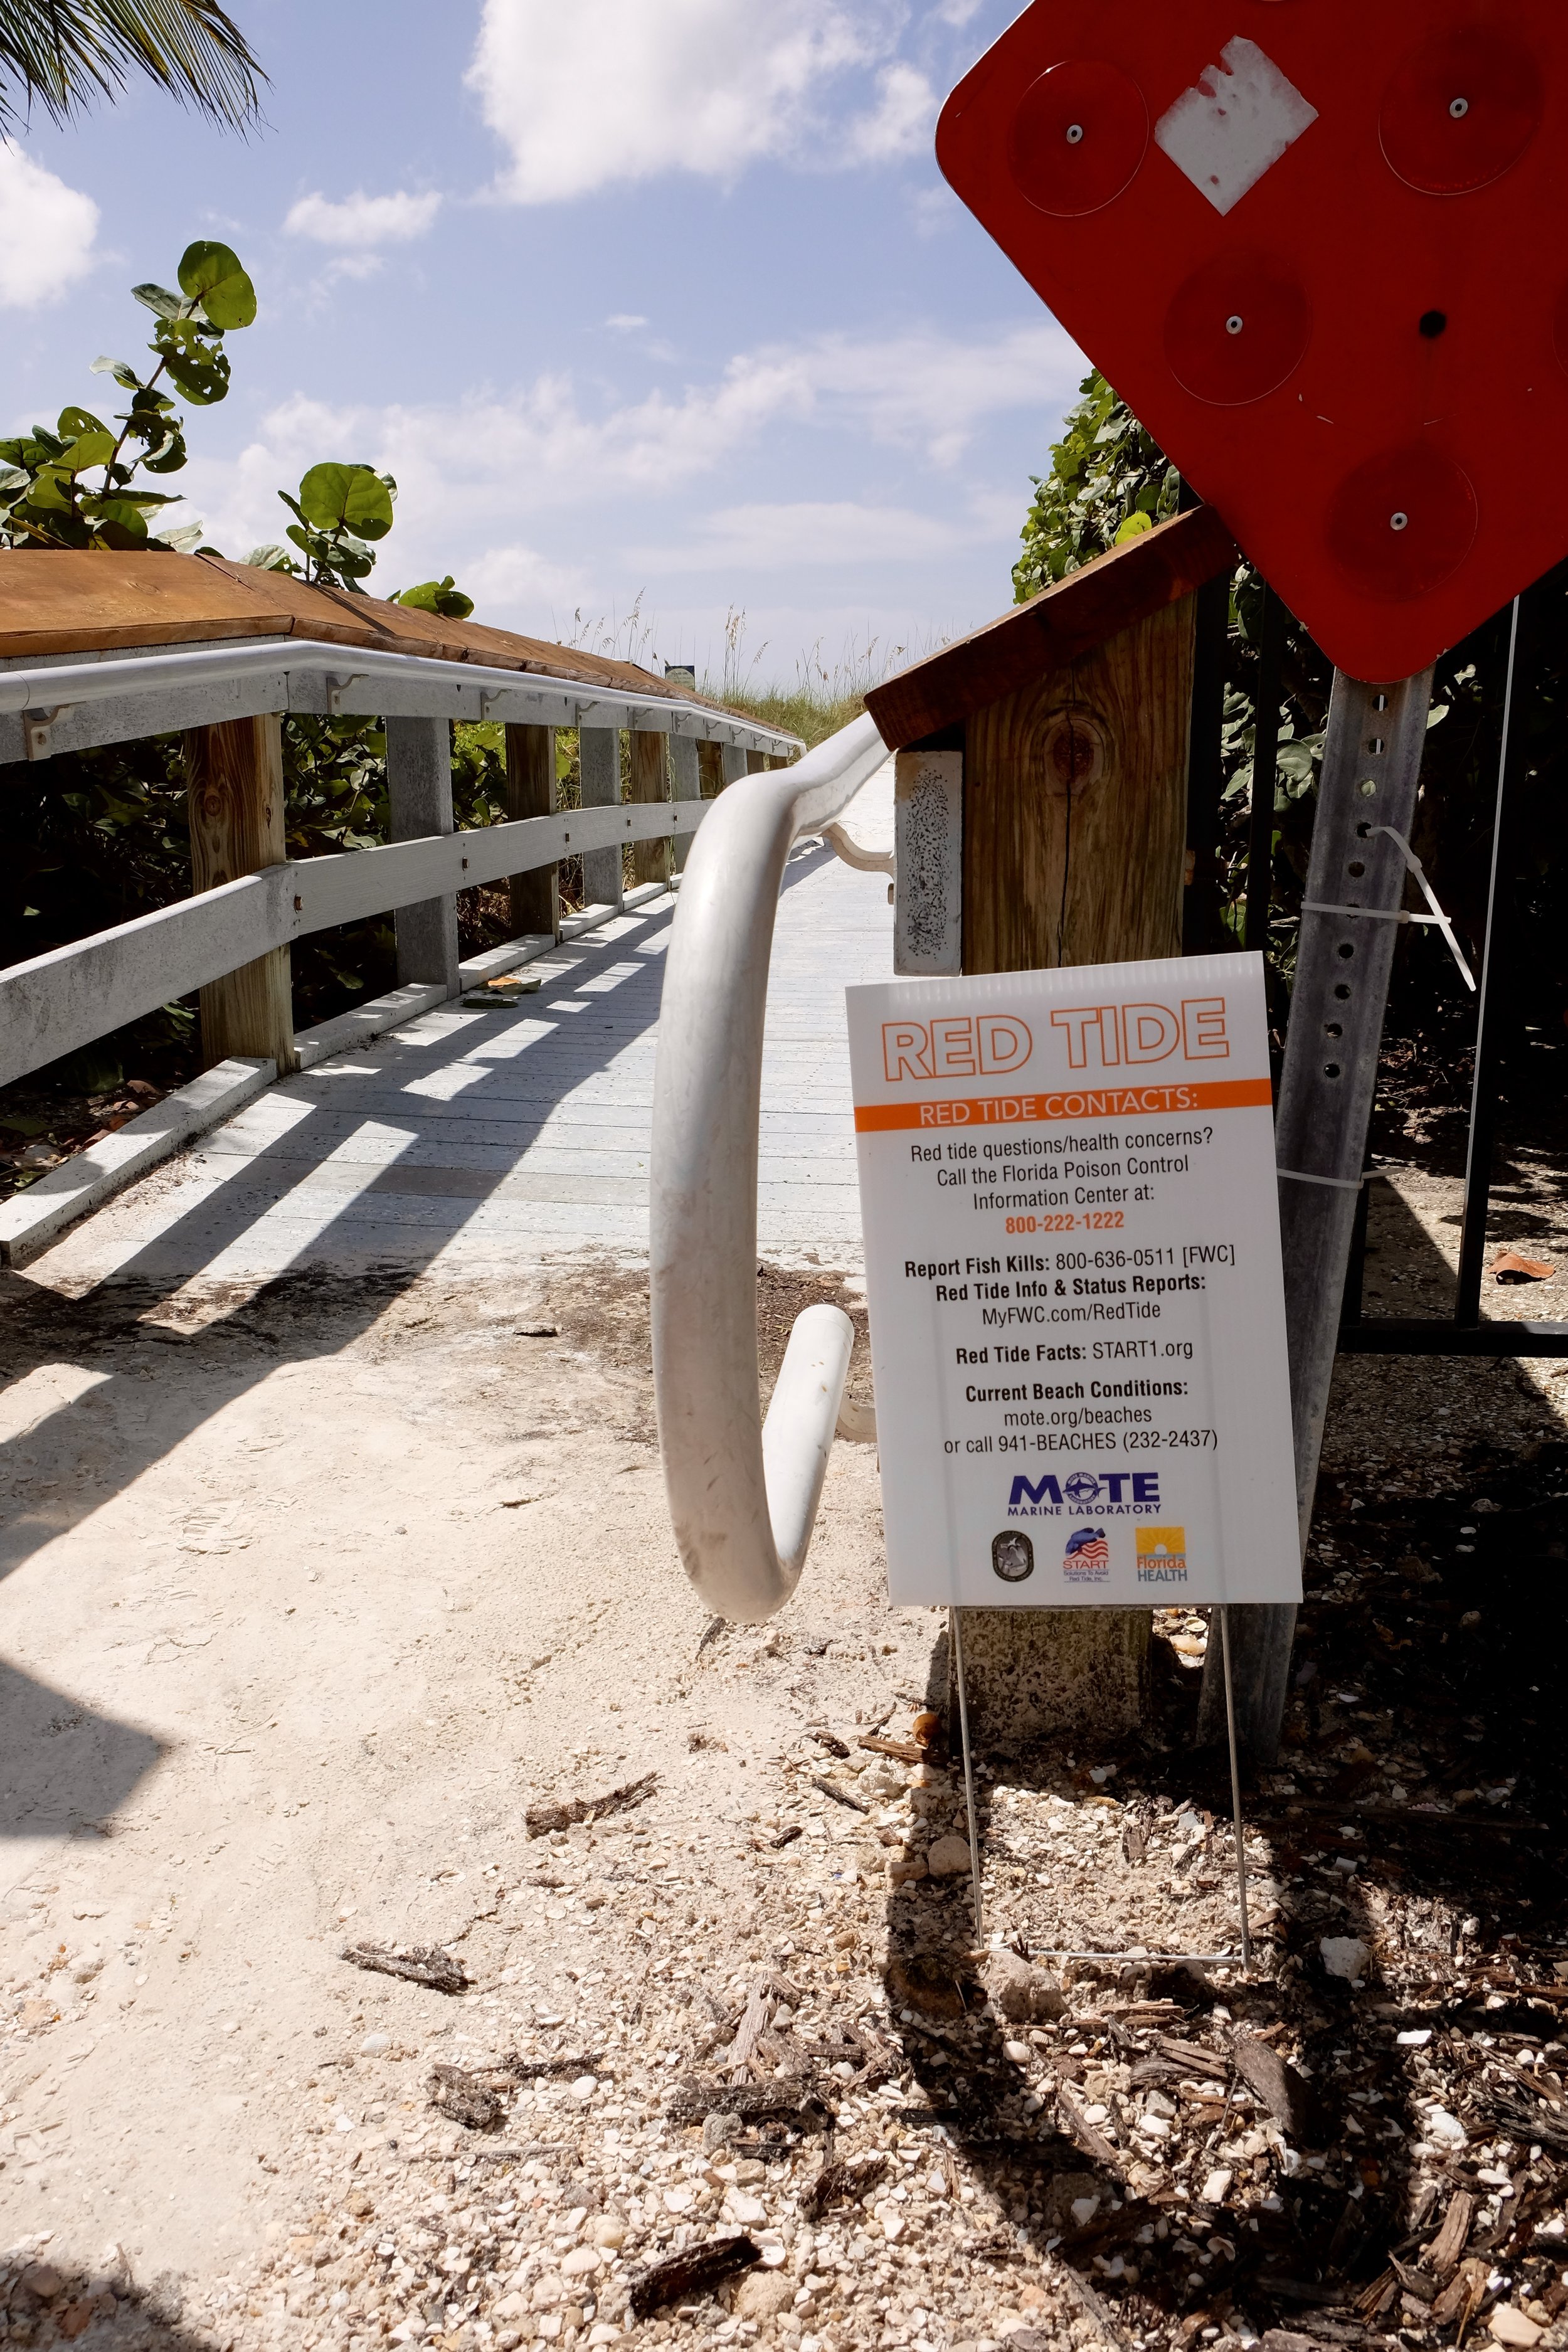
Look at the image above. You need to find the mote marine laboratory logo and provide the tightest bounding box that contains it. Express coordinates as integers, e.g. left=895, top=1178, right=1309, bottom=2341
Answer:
left=1007, top=1470, right=1161, bottom=1517
left=1136, top=1527, right=1189, bottom=1586
left=1064, top=1527, right=1110, bottom=1585
left=992, top=1530, right=1035, bottom=1584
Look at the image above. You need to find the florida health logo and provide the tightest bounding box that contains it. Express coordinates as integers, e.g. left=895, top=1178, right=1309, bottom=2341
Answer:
left=1136, top=1526, right=1189, bottom=1586
left=1009, top=1470, right=1160, bottom=1517
left=1064, top=1527, right=1110, bottom=1584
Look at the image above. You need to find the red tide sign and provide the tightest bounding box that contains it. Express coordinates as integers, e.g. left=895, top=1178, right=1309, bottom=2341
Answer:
left=937, top=5, right=1568, bottom=682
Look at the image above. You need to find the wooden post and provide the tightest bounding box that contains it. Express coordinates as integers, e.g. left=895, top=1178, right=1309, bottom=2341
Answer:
left=628, top=730, right=671, bottom=889
left=670, top=734, right=702, bottom=874
left=579, top=726, right=623, bottom=911
left=721, top=745, right=749, bottom=788
left=185, top=712, right=296, bottom=1074
left=963, top=600, right=1191, bottom=971
left=697, top=741, right=725, bottom=798
left=955, top=596, right=1197, bottom=1751
left=504, top=724, right=559, bottom=939
left=386, top=716, right=459, bottom=994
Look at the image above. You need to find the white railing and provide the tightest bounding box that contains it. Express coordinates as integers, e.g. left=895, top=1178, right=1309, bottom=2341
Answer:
left=0, top=638, right=797, bottom=1093
left=0, top=638, right=791, bottom=763
left=650, top=711, right=890, bottom=1623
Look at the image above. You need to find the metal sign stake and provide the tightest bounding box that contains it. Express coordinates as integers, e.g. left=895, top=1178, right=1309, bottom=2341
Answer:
left=1219, top=1604, right=1253, bottom=1971
left=950, top=1606, right=984, bottom=1942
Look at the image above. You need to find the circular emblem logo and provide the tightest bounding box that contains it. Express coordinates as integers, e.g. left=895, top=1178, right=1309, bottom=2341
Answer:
left=992, top=1532, right=1036, bottom=1584
left=1064, top=1471, right=1101, bottom=1507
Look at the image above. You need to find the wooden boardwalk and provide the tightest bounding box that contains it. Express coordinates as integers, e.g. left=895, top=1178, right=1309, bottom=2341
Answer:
left=34, top=763, right=895, bottom=1291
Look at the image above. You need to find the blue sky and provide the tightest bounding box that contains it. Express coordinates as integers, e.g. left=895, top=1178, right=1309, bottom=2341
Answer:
left=0, top=0, right=1087, bottom=686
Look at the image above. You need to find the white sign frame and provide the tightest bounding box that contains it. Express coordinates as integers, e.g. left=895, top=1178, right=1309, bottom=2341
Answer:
left=846, top=951, right=1300, bottom=1613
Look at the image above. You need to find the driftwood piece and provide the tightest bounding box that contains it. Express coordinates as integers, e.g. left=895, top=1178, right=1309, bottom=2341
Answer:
left=810, top=1774, right=869, bottom=1815
left=667, top=2077, right=834, bottom=2132
left=1424, top=2190, right=1476, bottom=2281
left=1056, top=2081, right=1126, bottom=2178
left=1230, top=2030, right=1329, bottom=2144
left=1153, top=2035, right=1230, bottom=2080
left=1479, top=2086, right=1568, bottom=2154
left=428, top=2065, right=507, bottom=2132
left=801, top=2153, right=890, bottom=2223
left=525, top=1771, right=657, bottom=1838
left=628, top=2235, right=761, bottom=2320
left=341, top=1941, right=469, bottom=1994
left=727, top=1986, right=773, bottom=2081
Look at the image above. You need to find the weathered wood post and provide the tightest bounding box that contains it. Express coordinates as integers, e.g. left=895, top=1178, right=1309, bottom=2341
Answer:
left=386, top=717, right=459, bottom=995
left=720, top=745, right=749, bottom=789
left=579, top=726, right=623, bottom=911
left=185, top=713, right=297, bottom=1074
left=670, top=733, right=702, bottom=875
left=628, top=731, right=672, bottom=889
left=504, top=724, right=559, bottom=941
left=865, top=510, right=1237, bottom=1752
left=664, top=667, right=701, bottom=876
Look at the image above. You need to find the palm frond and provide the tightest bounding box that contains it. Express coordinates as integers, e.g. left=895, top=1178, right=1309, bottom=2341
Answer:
left=0, top=0, right=265, bottom=134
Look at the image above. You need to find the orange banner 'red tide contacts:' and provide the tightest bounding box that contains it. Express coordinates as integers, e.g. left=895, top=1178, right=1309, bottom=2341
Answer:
left=854, top=1076, right=1273, bottom=1133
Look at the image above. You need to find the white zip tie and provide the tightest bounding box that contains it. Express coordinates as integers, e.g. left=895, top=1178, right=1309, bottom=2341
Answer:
left=1301, top=826, right=1476, bottom=992
left=1373, top=824, right=1477, bottom=990
left=1278, top=1167, right=1367, bottom=1192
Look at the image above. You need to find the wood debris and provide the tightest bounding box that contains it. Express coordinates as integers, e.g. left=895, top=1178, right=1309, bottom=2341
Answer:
left=627, top=2233, right=761, bottom=2321
left=339, top=1940, right=469, bottom=1994
left=800, top=2151, right=890, bottom=2221
left=524, top=1770, right=657, bottom=1837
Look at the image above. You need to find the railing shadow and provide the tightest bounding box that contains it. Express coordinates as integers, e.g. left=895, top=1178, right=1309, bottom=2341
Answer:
left=0, top=1655, right=164, bottom=1838
left=0, top=839, right=847, bottom=1592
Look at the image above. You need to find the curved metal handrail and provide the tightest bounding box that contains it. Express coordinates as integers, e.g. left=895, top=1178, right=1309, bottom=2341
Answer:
left=651, top=712, right=890, bottom=1622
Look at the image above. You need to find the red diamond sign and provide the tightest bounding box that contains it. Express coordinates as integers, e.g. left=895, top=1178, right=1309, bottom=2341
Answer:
left=938, top=5, right=1568, bottom=682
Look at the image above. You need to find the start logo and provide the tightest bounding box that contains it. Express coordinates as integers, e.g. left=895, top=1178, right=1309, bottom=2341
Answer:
left=1008, top=1470, right=1160, bottom=1517
left=1064, top=1527, right=1111, bottom=1584
left=1136, top=1527, right=1189, bottom=1586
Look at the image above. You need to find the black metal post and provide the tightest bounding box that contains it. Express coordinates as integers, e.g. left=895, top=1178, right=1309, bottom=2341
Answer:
left=1455, top=593, right=1537, bottom=1327
left=1246, top=585, right=1286, bottom=956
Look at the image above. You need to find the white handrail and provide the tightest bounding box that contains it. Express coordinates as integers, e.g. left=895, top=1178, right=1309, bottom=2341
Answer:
left=650, top=711, right=889, bottom=1623
left=820, top=820, right=896, bottom=877
left=0, top=637, right=798, bottom=761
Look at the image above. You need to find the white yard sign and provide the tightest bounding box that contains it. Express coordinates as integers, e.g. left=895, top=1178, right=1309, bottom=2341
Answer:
left=847, top=951, right=1300, bottom=1610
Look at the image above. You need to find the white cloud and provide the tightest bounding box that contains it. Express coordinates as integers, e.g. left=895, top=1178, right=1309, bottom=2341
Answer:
left=845, top=63, right=937, bottom=162
left=636, top=497, right=1004, bottom=573
left=461, top=542, right=591, bottom=612
left=0, top=140, right=98, bottom=310
left=468, top=0, right=913, bottom=202
left=605, top=314, right=649, bottom=332
left=181, top=319, right=1083, bottom=571
left=283, top=189, right=442, bottom=248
